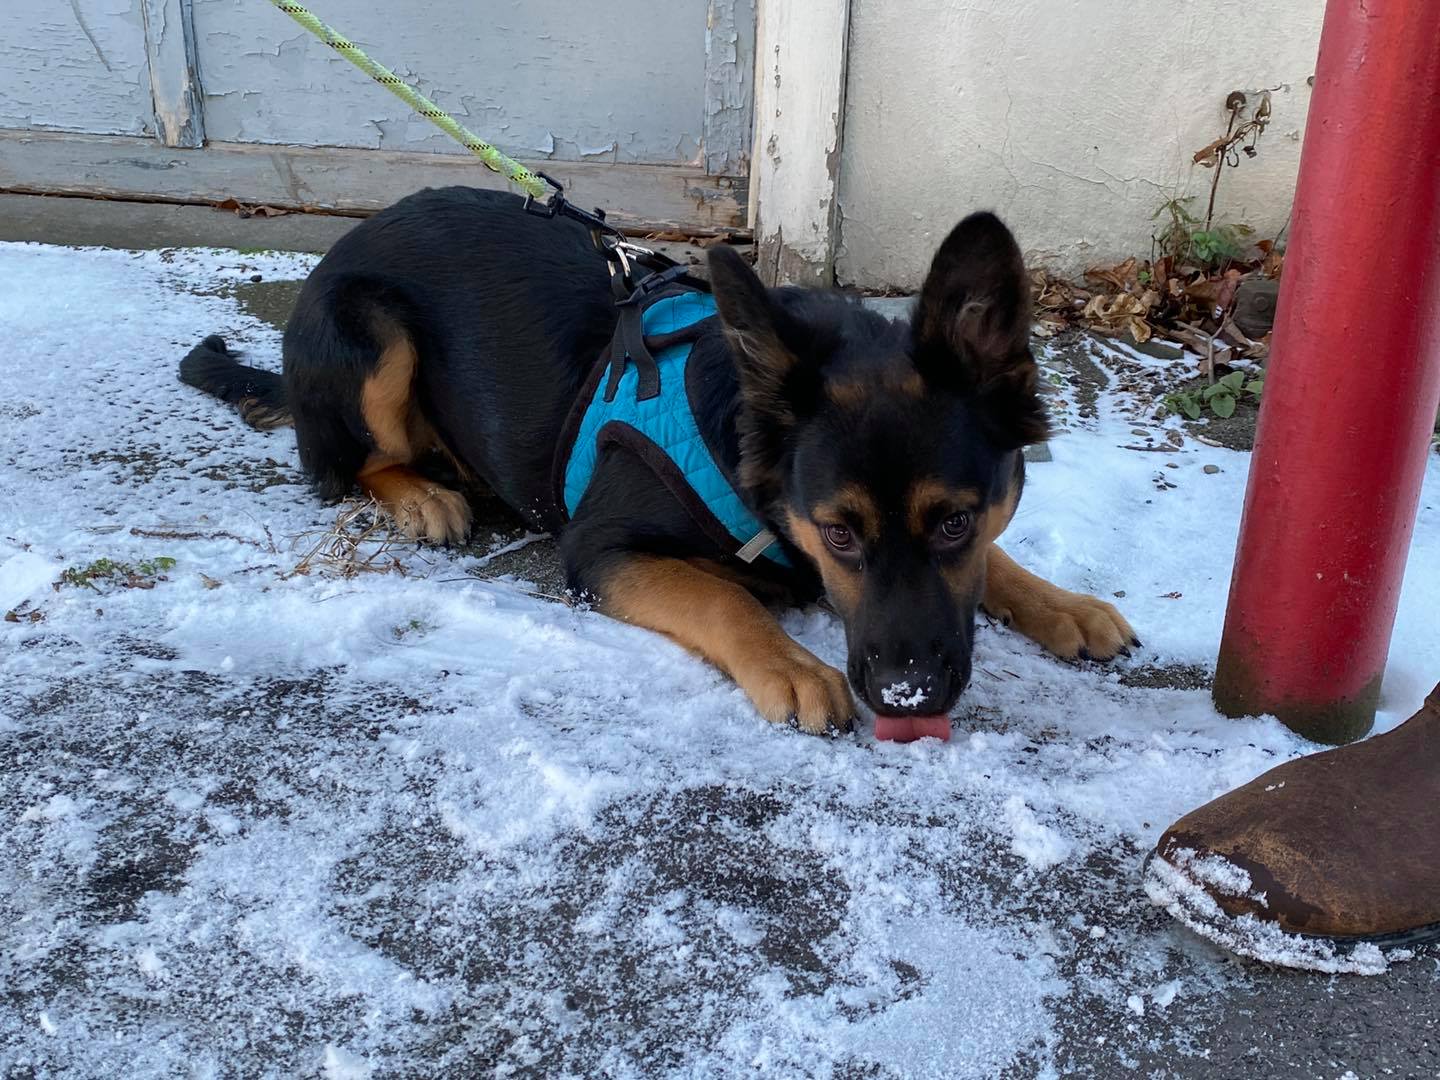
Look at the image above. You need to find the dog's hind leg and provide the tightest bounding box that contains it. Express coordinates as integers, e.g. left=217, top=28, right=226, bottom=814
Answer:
left=351, top=329, right=472, bottom=544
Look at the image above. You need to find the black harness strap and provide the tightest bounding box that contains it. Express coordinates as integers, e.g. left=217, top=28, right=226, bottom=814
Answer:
left=601, top=263, right=713, bottom=404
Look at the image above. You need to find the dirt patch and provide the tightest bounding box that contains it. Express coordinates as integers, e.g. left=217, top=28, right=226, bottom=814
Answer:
left=1040, top=331, right=1108, bottom=423
left=1169, top=374, right=1262, bottom=451
left=226, top=278, right=304, bottom=331
left=1120, top=663, right=1212, bottom=692
left=196, top=455, right=303, bottom=493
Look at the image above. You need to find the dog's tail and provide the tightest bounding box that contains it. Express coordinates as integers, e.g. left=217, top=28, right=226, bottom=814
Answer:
left=178, top=335, right=292, bottom=430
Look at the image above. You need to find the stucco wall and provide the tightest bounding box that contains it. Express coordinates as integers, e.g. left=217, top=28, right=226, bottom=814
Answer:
left=836, top=0, right=1323, bottom=289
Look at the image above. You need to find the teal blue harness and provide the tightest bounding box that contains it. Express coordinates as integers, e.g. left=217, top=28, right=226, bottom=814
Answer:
left=556, top=284, right=789, bottom=569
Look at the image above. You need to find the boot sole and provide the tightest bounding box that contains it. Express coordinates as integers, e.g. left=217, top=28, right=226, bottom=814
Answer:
left=1143, top=851, right=1440, bottom=975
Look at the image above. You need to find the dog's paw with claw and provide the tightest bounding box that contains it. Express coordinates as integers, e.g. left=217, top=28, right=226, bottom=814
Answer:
left=737, top=641, right=856, bottom=736
left=386, top=486, right=472, bottom=545
left=986, top=587, right=1139, bottom=663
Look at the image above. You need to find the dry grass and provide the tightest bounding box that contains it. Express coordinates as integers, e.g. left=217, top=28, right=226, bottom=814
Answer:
left=287, top=497, right=417, bottom=578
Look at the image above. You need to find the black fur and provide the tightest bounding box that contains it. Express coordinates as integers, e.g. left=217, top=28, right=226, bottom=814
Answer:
left=178, top=335, right=292, bottom=431
left=179, top=186, right=1050, bottom=719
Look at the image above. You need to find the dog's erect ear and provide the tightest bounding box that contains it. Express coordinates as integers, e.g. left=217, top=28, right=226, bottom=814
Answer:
left=708, top=245, right=802, bottom=422
left=913, top=212, right=1049, bottom=447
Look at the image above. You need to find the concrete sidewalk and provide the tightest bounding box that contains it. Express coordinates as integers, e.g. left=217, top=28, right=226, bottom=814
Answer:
left=3, top=200, right=1438, bottom=1079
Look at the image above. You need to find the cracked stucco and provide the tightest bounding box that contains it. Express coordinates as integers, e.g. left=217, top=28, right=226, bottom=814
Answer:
left=835, top=0, right=1322, bottom=288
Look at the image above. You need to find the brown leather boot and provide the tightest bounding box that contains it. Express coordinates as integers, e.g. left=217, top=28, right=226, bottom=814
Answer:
left=1145, top=683, right=1440, bottom=974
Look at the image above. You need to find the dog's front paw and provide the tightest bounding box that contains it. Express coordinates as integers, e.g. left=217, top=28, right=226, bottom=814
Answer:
left=388, top=486, right=472, bottom=545
left=736, top=642, right=856, bottom=736
left=987, top=588, right=1138, bottom=662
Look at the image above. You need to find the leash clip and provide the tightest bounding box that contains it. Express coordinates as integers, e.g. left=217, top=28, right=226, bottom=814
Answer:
left=524, top=173, right=686, bottom=294
left=523, top=171, right=622, bottom=242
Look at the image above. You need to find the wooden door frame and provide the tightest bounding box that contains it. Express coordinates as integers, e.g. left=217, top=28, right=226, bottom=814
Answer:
left=749, top=0, right=852, bottom=285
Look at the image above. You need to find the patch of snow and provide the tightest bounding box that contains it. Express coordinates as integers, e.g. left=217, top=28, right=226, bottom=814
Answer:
left=163, top=787, right=206, bottom=813
left=322, top=1044, right=373, bottom=1080
left=0, top=551, right=57, bottom=611
left=21, top=794, right=82, bottom=822
left=1151, top=978, right=1181, bottom=1009
left=0, top=242, right=1436, bottom=1075
left=1003, top=795, right=1072, bottom=871
left=1143, top=851, right=1394, bottom=976
left=136, top=948, right=165, bottom=979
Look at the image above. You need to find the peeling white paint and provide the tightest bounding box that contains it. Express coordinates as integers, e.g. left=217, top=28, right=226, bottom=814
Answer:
left=836, top=0, right=1322, bottom=288
left=1, top=1, right=153, bottom=137
left=750, top=0, right=850, bottom=284
left=185, top=0, right=715, bottom=164
left=141, top=0, right=205, bottom=148
left=702, top=0, right=756, bottom=175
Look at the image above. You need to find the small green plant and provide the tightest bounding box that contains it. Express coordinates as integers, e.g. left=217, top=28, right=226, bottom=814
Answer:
left=1188, top=227, right=1250, bottom=267
left=1165, top=371, right=1264, bottom=420
left=391, top=617, right=433, bottom=641
left=1152, top=197, right=1253, bottom=270
left=58, top=556, right=176, bottom=592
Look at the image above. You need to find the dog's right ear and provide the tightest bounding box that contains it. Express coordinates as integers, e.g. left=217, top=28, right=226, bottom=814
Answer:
left=708, top=245, right=802, bottom=425
left=912, top=212, right=1049, bottom=448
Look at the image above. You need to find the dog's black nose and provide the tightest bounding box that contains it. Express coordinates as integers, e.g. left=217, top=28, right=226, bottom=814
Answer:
left=854, top=657, right=969, bottom=717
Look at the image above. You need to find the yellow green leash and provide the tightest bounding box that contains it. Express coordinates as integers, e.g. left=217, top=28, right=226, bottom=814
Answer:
left=266, top=0, right=550, bottom=200
left=263, top=0, right=680, bottom=276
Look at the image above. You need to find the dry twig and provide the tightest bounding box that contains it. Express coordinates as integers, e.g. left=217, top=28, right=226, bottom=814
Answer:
left=287, top=498, right=415, bottom=579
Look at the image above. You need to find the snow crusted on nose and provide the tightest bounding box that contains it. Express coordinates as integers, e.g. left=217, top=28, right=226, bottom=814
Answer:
left=880, top=680, right=929, bottom=709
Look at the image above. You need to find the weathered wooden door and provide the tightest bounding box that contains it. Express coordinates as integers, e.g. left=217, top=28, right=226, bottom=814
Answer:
left=0, top=0, right=753, bottom=233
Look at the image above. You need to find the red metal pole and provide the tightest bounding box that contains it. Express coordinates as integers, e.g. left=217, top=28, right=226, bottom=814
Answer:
left=1212, top=0, right=1440, bottom=743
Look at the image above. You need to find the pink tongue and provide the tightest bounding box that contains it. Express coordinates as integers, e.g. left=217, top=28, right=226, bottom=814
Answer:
left=873, top=714, right=952, bottom=743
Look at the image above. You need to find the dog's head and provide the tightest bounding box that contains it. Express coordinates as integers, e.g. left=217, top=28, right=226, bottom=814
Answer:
left=710, top=212, right=1047, bottom=719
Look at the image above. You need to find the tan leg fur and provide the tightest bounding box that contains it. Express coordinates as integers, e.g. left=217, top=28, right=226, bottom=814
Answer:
left=355, top=334, right=471, bottom=543
left=983, top=545, right=1137, bottom=661
left=600, top=555, right=855, bottom=734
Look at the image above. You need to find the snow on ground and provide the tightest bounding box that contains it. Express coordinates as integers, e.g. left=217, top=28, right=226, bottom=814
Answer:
left=1, top=242, right=1438, bottom=1078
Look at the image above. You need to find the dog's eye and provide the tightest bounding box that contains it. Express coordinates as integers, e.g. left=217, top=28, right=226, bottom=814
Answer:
left=939, top=512, right=972, bottom=543
left=823, top=523, right=855, bottom=552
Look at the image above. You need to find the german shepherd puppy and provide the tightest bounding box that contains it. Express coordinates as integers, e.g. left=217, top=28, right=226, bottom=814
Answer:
left=180, top=186, right=1135, bottom=735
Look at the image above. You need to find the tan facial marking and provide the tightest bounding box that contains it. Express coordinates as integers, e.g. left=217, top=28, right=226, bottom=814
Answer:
left=786, top=510, right=862, bottom=619
left=812, top=483, right=881, bottom=544
left=826, top=365, right=928, bottom=409
left=938, top=484, right=1019, bottom=607
left=905, top=478, right=982, bottom=538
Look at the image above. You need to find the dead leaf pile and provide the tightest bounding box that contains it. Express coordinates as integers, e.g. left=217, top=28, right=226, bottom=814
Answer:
left=1031, top=240, right=1281, bottom=364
